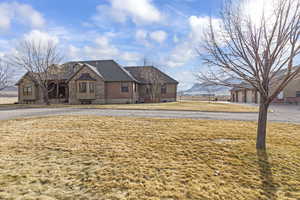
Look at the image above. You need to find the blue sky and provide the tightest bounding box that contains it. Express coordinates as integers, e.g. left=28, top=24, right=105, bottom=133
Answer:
left=0, top=0, right=224, bottom=90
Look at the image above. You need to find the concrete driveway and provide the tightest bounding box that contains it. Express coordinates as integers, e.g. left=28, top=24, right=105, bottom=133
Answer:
left=0, top=104, right=299, bottom=123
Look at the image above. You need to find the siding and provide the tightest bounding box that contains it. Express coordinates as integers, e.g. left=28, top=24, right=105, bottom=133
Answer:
left=283, top=77, right=300, bottom=98
left=18, top=77, right=41, bottom=104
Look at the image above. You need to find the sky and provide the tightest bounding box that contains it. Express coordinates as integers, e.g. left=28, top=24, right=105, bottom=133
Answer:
left=0, top=0, right=224, bottom=90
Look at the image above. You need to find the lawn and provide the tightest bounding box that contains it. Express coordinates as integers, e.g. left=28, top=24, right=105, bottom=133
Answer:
left=0, top=100, right=258, bottom=113
left=91, top=101, right=258, bottom=112
left=0, top=97, right=17, bottom=104
left=0, top=116, right=299, bottom=199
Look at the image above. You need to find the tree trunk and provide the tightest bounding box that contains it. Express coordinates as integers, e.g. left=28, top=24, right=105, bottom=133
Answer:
left=256, top=101, right=269, bottom=150
left=42, top=88, right=50, bottom=105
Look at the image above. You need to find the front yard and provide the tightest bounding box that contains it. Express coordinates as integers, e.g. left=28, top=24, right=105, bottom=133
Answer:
left=89, top=101, right=258, bottom=112
left=0, top=116, right=299, bottom=199
left=0, top=97, right=17, bottom=104
left=0, top=99, right=258, bottom=113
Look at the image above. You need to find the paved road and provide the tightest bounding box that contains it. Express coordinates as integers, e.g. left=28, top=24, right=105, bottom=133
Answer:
left=0, top=104, right=299, bottom=123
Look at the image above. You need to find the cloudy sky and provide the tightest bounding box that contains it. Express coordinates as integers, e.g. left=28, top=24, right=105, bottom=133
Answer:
left=0, top=0, right=224, bottom=90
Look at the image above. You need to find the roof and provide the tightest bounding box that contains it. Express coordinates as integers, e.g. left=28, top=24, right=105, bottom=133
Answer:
left=124, top=66, right=179, bottom=84
left=76, top=73, right=97, bottom=81
left=16, top=60, right=179, bottom=85
left=230, top=82, right=255, bottom=91
left=67, top=60, right=136, bottom=82
left=15, top=71, right=68, bottom=85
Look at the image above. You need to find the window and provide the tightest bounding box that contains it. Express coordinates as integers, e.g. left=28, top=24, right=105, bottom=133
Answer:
left=23, top=85, right=32, bottom=96
left=161, top=85, right=167, bottom=94
left=89, top=82, right=95, bottom=93
left=121, top=83, right=129, bottom=93
left=296, top=91, right=300, bottom=97
left=79, top=82, right=87, bottom=93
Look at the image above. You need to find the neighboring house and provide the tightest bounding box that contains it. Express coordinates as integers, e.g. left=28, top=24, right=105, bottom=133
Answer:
left=16, top=60, right=178, bottom=104
left=231, top=77, right=300, bottom=104
left=230, top=83, right=262, bottom=104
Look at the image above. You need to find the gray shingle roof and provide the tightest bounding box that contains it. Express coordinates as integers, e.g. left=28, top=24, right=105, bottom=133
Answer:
left=67, top=60, right=136, bottom=82
left=124, top=66, right=179, bottom=84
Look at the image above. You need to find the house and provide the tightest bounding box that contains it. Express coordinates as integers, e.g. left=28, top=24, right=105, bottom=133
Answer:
left=230, top=83, right=262, bottom=104
left=16, top=60, right=178, bottom=104
left=231, top=77, right=300, bottom=104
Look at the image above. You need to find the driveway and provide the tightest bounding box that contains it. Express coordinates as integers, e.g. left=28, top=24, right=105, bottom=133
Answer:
left=0, top=104, right=299, bottom=123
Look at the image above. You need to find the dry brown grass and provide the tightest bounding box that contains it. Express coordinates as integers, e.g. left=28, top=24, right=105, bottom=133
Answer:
left=0, top=116, right=299, bottom=199
left=0, top=97, right=17, bottom=104
left=0, top=101, right=258, bottom=113
left=89, top=101, right=258, bottom=112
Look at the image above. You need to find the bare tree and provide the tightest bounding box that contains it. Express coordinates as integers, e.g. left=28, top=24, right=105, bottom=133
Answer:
left=0, top=60, right=11, bottom=91
left=10, top=40, right=63, bottom=105
left=142, top=58, right=166, bottom=103
left=198, top=0, right=300, bottom=149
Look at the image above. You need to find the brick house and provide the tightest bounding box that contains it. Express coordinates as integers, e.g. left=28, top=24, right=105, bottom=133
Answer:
left=16, top=60, right=178, bottom=104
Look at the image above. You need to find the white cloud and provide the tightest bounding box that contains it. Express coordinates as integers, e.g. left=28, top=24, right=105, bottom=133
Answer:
left=242, top=0, right=277, bottom=27
left=0, top=3, right=12, bottom=30
left=189, top=16, right=222, bottom=42
left=67, top=45, right=81, bottom=60
left=120, top=52, right=141, bottom=63
left=24, top=30, right=59, bottom=45
left=95, top=36, right=110, bottom=47
left=94, top=0, right=162, bottom=25
left=67, top=35, right=141, bottom=64
left=135, top=29, right=168, bottom=46
left=172, top=70, right=196, bottom=90
left=149, top=30, right=167, bottom=43
left=0, top=2, right=45, bottom=31
left=164, top=15, right=222, bottom=68
left=135, top=29, right=151, bottom=47
left=82, top=36, right=119, bottom=60
left=165, top=41, right=195, bottom=67
left=15, top=3, right=45, bottom=27
left=136, top=29, right=148, bottom=41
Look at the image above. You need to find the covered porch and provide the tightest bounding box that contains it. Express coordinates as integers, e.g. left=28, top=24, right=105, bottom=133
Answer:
left=47, top=80, right=69, bottom=104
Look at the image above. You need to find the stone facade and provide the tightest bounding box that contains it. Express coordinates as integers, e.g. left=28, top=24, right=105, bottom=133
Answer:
left=18, top=76, right=42, bottom=104
left=68, top=66, right=105, bottom=104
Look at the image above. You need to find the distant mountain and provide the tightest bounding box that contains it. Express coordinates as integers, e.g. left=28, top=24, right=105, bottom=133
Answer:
left=0, top=86, right=18, bottom=97
left=184, top=82, right=231, bottom=96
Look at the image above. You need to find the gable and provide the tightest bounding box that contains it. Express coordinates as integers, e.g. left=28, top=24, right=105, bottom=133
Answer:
left=15, top=72, right=37, bottom=86
left=66, top=60, right=136, bottom=82
left=68, top=65, right=104, bottom=83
